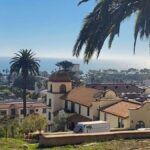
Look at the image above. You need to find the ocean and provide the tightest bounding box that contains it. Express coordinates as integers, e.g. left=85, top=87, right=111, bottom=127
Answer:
left=0, top=57, right=148, bottom=73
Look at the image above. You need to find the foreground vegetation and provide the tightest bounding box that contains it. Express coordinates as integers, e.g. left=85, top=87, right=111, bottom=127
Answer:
left=0, top=114, right=47, bottom=139
left=0, top=138, right=150, bottom=150
left=0, top=138, right=37, bottom=150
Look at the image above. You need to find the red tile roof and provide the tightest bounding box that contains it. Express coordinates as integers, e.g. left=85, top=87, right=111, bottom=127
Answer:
left=62, top=87, right=100, bottom=107
left=49, top=71, right=71, bottom=82
left=101, top=101, right=141, bottom=118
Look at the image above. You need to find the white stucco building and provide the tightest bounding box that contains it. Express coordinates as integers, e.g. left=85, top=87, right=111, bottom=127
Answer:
left=46, top=71, right=150, bottom=131
left=46, top=71, right=72, bottom=131
left=46, top=71, right=122, bottom=131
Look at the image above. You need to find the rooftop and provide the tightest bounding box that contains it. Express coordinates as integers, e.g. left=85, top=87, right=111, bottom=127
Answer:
left=62, top=87, right=100, bottom=107
left=101, top=100, right=141, bottom=118
left=87, top=84, right=144, bottom=95
left=49, top=71, right=71, bottom=82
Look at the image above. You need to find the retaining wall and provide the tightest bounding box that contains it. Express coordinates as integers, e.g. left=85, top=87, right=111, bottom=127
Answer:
left=39, top=130, right=150, bottom=147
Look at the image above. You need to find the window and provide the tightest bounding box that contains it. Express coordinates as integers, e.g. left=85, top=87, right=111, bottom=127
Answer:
left=11, top=109, right=16, bottom=116
left=48, top=99, right=52, bottom=107
left=43, top=108, right=46, bottom=113
left=136, top=121, right=145, bottom=129
left=20, top=109, right=23, bottom=115
left=44, top=95, right=47, bottom=103
left=50, top=84, right=52, bottom=92
left=79, top=105, right=81, bottom=115
left=49, top=112, right=51, bottom=120
left=71, top=102, right=75, bottom=113
left=0, top=110, right=7, bottom=115
left=65, top=100, right=68, bottom=109
left=60, top=84, right=66, bottom=93
left=99, top=111, right=100, bottom=120
left=30, top=109, right=34, bottom=114
left=104, top=112, right=107, bottom=121
left=87, top=107, right=90, bottom=116
left=118, top=118, right=124, bottom=128
left=104, top=86, right=107, bottom=90
left=115, top=86, right=118, bottom=89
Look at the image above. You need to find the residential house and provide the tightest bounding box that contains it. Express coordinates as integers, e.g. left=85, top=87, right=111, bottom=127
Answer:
left=0, top=101, right=47, bottom=119
left=99, top=101, right=141, bottom=129
left=99, top=100, right=150, bottom=129
left=61, top=87, right=121, bottom=129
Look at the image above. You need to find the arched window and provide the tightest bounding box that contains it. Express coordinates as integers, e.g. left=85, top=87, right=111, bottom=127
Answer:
left=136, top=121, right=145, bottom=129
left=60, top=84, right=66, bottom=93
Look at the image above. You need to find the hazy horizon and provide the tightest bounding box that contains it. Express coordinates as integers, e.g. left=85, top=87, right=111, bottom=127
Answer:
left=0, top=0, right=149, bottom=64
left=0, top=56, right=150, bottom=73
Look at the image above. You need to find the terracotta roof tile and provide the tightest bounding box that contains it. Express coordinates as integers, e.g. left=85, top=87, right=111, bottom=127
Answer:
left=62, top=87, right=100, bottom=107
left=102, top=101, right=141, bottom=118
left=49, top=71, right=71, bottom=82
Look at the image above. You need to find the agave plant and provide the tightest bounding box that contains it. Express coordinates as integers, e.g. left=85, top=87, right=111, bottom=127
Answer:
left=74, top=0, right=150, bottom=62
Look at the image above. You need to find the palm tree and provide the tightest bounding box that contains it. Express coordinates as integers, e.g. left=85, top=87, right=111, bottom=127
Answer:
left=10, top=49, right=40, bottom=117
left=74, top=0, right=150, bottom=62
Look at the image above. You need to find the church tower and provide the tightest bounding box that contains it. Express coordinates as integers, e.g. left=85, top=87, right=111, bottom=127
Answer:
left=46, top=71, right=72, bottom=131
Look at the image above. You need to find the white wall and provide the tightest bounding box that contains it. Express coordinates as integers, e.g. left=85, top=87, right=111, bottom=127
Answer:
left=80, top=105, right=92, bottom=119
left=75, top=103, right=79, bottom=114
left=48, top=81, right=72, bottom=93
left=100, top=111, right=129, bottom=129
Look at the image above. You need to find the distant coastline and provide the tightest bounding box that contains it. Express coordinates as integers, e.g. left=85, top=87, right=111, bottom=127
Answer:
left=0, top=57, right=149, bottom=73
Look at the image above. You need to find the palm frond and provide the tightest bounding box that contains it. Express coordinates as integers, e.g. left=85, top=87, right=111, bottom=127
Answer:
left=10, top=49, right=40, bottom=76
left=74, top=0, right=150, bottom=62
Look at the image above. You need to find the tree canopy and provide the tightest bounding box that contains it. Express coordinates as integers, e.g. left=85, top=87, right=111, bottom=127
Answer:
left=74, top=0, right=150, bottom=62
left=10, top=49, right=40, bottom=117
left=13, top=75, right=36, bottom=90
left=56, top=60, right=73, bottom=71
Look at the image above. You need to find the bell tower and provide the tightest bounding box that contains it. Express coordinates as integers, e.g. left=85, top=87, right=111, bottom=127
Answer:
left=46, top=71, right=72, bottom=131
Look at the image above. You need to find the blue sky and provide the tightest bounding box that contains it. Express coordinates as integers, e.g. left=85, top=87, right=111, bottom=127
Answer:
left=0, top=0, right=149, bottom=67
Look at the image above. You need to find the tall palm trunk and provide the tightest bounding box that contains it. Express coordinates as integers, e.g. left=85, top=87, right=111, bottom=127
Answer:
left=23, top=75, right=27, bottom=117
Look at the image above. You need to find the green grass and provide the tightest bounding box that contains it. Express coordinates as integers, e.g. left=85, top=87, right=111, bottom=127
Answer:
left=0, top=138, right=150, bottom=150
left=0, top=138, right=38, bottom=150
left=49, top=139, right=150, bottom=150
